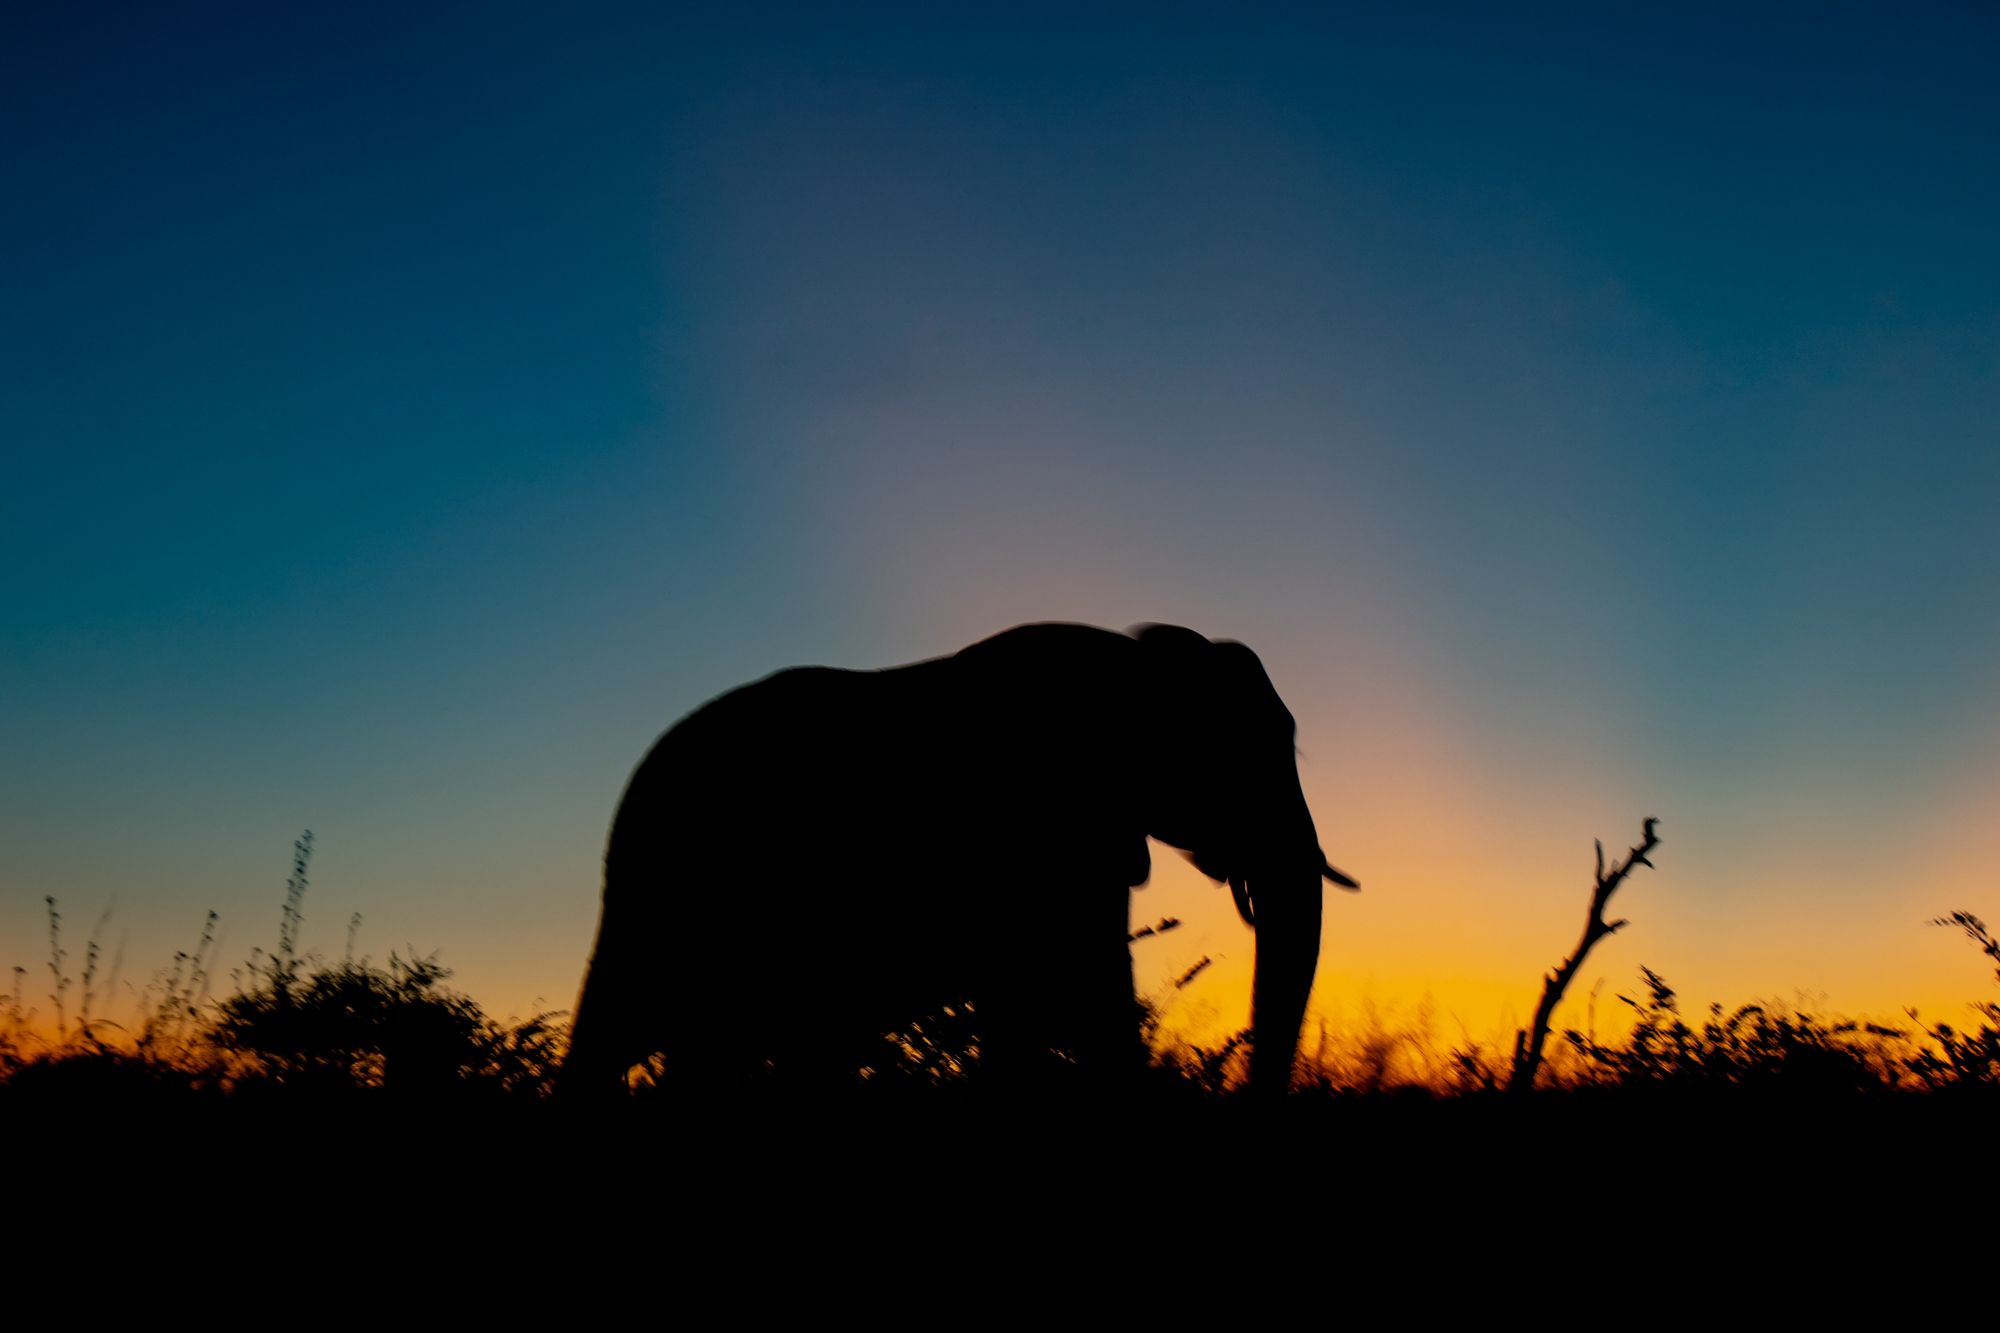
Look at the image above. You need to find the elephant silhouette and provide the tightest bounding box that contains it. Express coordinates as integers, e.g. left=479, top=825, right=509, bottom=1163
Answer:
left=561, top=622, right=1357, bottom=1099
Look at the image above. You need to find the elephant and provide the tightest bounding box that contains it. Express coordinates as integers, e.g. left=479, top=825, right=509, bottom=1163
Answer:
left=560, top=621, right=1357, bottom=1100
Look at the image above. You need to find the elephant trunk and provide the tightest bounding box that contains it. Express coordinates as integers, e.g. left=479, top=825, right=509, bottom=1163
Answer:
left=1246, top=867, right=1323, bottom=1096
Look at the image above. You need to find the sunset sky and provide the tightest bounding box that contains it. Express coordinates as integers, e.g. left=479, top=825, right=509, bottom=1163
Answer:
left=7, top=4, right=2000, bottom=1050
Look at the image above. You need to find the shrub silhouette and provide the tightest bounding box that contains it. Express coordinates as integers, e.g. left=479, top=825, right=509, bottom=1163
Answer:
left=213, top=952, right=501, bottom=1096
left=5, top=838, right=2000, bottom=1113
left=1558, top=966, right=1914, bottom=1096
left=1903, top=1010, right=2000, bottom=1088
left=3, top=833, right=565, bottom=1107
left=1901, top=912, right=2000, bottom=1088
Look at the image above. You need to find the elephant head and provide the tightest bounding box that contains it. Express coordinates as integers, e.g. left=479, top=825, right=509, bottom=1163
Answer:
left=1131, top=624, right=1358, bottom=1094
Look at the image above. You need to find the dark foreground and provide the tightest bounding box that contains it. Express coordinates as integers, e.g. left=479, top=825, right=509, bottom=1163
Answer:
left=12, top=934, right=1994, bottom=1284
left=18, top=1081, right=1988, bottom=1232
left=15, top=1079, right=1988, bottom=1323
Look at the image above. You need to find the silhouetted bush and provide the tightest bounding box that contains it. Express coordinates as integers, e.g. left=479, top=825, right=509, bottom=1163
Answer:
left=1557, top=967, right=1916, bottom=1097
left=211, top=952, right=556, bottom=1098
left=4, top=839, right=1998, bottom=1114
left=2, top=834, right=565, bottom=1111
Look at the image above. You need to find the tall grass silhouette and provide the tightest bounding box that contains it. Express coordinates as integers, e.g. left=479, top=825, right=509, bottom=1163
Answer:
left=4, top=825, right=1998, bottom=1110
left=2, top=831, right=565, bottom=1107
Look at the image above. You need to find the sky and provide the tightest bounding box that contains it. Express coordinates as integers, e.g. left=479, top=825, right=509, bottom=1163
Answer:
left=6, top=3, right=2000, bottom=1053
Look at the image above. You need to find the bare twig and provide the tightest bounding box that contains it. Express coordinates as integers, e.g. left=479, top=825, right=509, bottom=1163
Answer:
left=1509, top=817, right=1661, bottom=1094
left=1929, top=910, right=2000, bottom=987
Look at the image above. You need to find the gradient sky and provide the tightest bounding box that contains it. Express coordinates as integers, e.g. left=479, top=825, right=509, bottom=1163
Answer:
left=7, top=4, right=2000, bottom=1051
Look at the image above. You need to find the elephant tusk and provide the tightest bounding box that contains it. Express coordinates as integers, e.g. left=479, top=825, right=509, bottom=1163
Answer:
left=1227, top=877, right=1256, bottom=926
left=1323, top=860, right=1360, bottom=891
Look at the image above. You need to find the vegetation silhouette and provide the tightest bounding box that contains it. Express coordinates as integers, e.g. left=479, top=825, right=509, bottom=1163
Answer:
left=6, top=724, right=2000, bottom=1215
left=1, top=835, right=564, bottom=1115
left=562, top=622, right=1360, bottom=1101
left=3, top=833, right=1998, bottom=1178
left=1509, top=817, right=1661, bottom=1092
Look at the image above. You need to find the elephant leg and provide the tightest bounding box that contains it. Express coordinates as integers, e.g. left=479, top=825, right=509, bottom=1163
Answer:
left=1060, top=883, right=1145, bottom=1083
left=562, top=913, right=647, bottom=1097
left=973, top=881, right=1141, bottom=1094
left=562, top=891, right=682, bottom=1098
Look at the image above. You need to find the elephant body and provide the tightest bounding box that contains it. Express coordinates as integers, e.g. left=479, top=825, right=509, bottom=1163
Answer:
left=563, top=622, right=1353, bottom=1098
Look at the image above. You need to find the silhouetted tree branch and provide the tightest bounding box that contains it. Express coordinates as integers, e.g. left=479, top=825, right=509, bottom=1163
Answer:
left=1509, top=817, right=1661, bottom=1094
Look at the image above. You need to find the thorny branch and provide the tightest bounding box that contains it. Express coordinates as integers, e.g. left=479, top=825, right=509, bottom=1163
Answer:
left=1509, top=817, right=1662, bottom=1094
